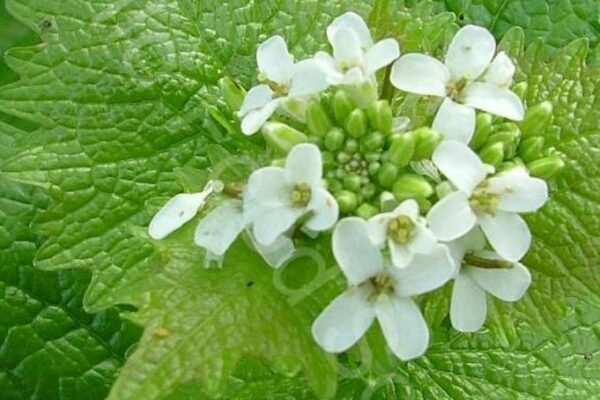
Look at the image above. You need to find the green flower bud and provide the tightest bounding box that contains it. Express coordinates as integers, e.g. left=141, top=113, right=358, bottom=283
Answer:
left=518, top=136, right=545, bottom=162
left=362, top=131, right=386, bottom=152
left=337, top=151, right=351, bottom=164
left=356, top=203, right=379, bottom=219
left=322, top=151, right=335, bottom=168
left=488, top=123, right=521, bottom=158
left=512, top=81, right=528, bottom=98
left=219, top=77, right=244, bottom=111
left=324, top=128, right=345, bottom=151
left=388, top=132, right=416, bottom=168
left=378, top=162, right=399, bottom=189
left=262, top=122, right=307, bottom=154
left=308, top=135, right=323, bottom=147
left=337, top=190, right=358, bottom=213
left=368, top=161, right=381, bottom=176
left=344, top=138, right=359, bottom=154
left=361, top=183, right=377, bottom=199
left=327, top=178, right=343, bottom=193
left=527, top=154, right=565, bottom=179
left=333, top=90, right=354, bottom=124
left=521, top=101, right=553, bottom=138
left=416, top=197, right=432, bottom=213
left=412, top=127, right=443, bottom=160
left=364, top=152, right=381, bottom=162
left=343, top=173, right=362, bottom=192
left=345, top=109, right=368, bottom=138
left=392, top=173, right=434, bottom=201
left=379, top=191, right=398, bottom=212
left=270, top=158, right=285, bottom=167
left=470, top=113, right=492, bottom=150
left=336, top=168, right=346, bottom=179
left=479, top=142, right=505, bottom=167
left=307, top=100, right=332, bottom=137
left=435, top=181, right=454, bottom=199
left=367, top=100, right=393, bottom=134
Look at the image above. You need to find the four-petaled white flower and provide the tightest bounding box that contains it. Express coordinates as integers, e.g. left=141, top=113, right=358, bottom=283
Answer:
left=244, top=143, right=339, bottom=247
left=149, top=180, right=222, bottom=240
left=390, top=25, right=524, bottom=143
left=367, top=199, right=437, bottom=268
left=312, top=218, right=455, bottom=360
left=427, top=140, right=548, bottom=262
left=238, top=35, right=329, bottom=135
left=448, top=228, right=531, bottom=332
left=315, top=12, right=400, bottom=105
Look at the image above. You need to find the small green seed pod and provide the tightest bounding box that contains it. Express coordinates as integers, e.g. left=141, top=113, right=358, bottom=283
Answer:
left=470, top=113, right=493, bottom=150
left=333, top=90, right=354, bottom=124
left=527, top=154, right=565, bottom=179
left=343, top=173, right=362, bottom=192
left=362, top=131, right=386, bottom=152
left=219, top=77, right=244, bottom=111
left=324, top=128, right=345, bottom=151
left=412, top=127, right=443, bottom=160
left=388, top=132, right=416, bottom=168
left=356, top=203, right=380, bottom=219
left=521, top=101, right=553, bottom=138
left=262, top=122, right=307, bottom=154
left=392, top=173, right=434, bottom=201
left=345, top=109, right=368, bottom=138
left=337, top=190, right=359, bottom=213
left=378, top=162, right=399, bottom=189
left=307, top=100, right=332, bottom=137
left=479, top=142, right=505, bottom=167
left=367, top=100, right=393, bottom=134
left=518, top=136, right=545, bottom=162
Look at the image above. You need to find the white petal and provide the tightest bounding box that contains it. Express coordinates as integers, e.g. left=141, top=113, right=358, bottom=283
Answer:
left=333, top=217, right=383, bottom=285
left=479, top=211, right=531, bottom=262
left=257, top=35, right=294, bottom=84
left=331, top=27, right=364, bottom=69
left=304, top=188, right=339, bottom=232
left=483, top=52, right=515, bottom=88
left=366, top=212, right=394, bottom=247
left=289, top=59, right=330, bottom=97
left=285, top=143, right=323, bottom=186
left=314, top=51, right=345, bottom=84
left=389, top=241, right=414, bottom=268
left=392, top=244, right=455, bottom=296
left=463, top=82, right=524, bottom=121
left=487, top=168, right=548, bottom=213
left=409, top=223, right=437, bottom=254
left=391, top=199, right=419, bottom=220
left=375, top=296, right=429, bottom=361
left=252, top=234, right=296, bottom=269
left=390, top=53, right=450, bottom=96
left=445, top=25, right=496, bottom=80
left=241, top=99, right=280, bottom=135
left=194, top=200, right=245, bottom=255
left=432, top=98, right=476, bottom=144
left=149, top=190, right=212, bottom=240
left=467, top=262, right=531, bottom=301
left=246, top=166, right=290, bottom=207
left=364, top=38, right=400, bottom=76
left=432, top=140, right=487, bottom=194
left=427, top=191, right=477, bottom=241
left=312, top=286, right=375, bottom=352
left=252, top=205, right=303, bottom=246
left=450, top=271, right=487, bottom=332
left=238, top=84, right=274, bottom=117
left=327, top=11, right=373, bottom=49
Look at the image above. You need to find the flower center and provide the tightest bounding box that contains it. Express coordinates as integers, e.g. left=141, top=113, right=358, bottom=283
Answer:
left=368, top=273, right=395, bottom=300
left=387, top=215, right=416, bottom=244
left=258, top=74, right=289, bottom=97
left=446, top=78, right=468, bottom=102
left=291, top=183, right=312, bottom=207
left=470, top=182, right=500, bottom=215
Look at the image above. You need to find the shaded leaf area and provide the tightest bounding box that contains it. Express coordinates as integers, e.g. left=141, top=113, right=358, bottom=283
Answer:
left=0, top=121, right=141, bottom=400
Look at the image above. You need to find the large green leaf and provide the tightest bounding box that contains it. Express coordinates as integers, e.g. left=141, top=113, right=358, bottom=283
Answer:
left=0, top=0, right=599, bottom=399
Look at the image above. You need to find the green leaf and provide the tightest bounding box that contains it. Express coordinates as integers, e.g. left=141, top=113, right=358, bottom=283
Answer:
left=0, top=121, right=141, bottom=400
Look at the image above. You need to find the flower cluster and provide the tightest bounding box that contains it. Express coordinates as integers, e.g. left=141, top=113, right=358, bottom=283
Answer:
left=149, top=13, right=564, bottom=360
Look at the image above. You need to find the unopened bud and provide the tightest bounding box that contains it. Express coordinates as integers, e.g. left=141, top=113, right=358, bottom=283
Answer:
left=416, top=197, right=432, bottom=213
left=336, top=190, right=358, bottom=213
left=378, top=162, right=400, bottom=189
left=356, top=203, right=380, bottom=219
left=392, top=174, right=434, bottom=201
left=527, top=154, right=565, bottom=179
left=219, top=77, right=244, bottom=111
left=343, top=173, right=362, bottom=192
left=512, top=81, right=528, bottom=98
left=345, top=138, right=359, bottom=154
left=307, top=100, right=332, bottom=137
left=368, top=161, right=381, bottom=176
left=322, top=151, right=335, bottom=168
left=388, top=132, right=416, bottom=168
left=479, top=142, right=505, bottom=167
left=379, top=191, right=398, bottom=212
left=270, top=158, right=285, bottom=167
left=262, top=122, right=307, bottom=154
left=362, top=131, right=386, bottom=152
left=412, top=127, right=443, bottom=160
left=521, top=101, right=553, bottom=138
left=488, top=123, right=520, bottom=158
left=327, top=178, right=343, bottom=193
left=324, top=128, right=345, bottom=151
left=518, top=136, right=545, bottom=162
left=367, top=100, right=393, bottom=134
left=333, top=90, right=354, bottom=124
left=361, top=183, right=377, bottom=199
left=345, top=109, right=368, bottom=138
left=470, top=113, right=492, bottom=150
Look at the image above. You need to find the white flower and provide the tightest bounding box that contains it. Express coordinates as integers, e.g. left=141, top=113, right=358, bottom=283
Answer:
left=447, top=228, right=531, bottom=332
left=244, top=143, right=339, bottom=246
left=238, top=36, right=329, bottom=135
left=194, top=199, right=295, bottom=269
left=390, top=25, right=524, bottom=143
left=366, top=199, right=437, bottom=268
left=312, top=218, right=455, bottom=360
left=427, top=140, right=548, bottom=262
left=148, top=180, right=221, bottom=240
left=315, top=12, right=400, bottom=103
